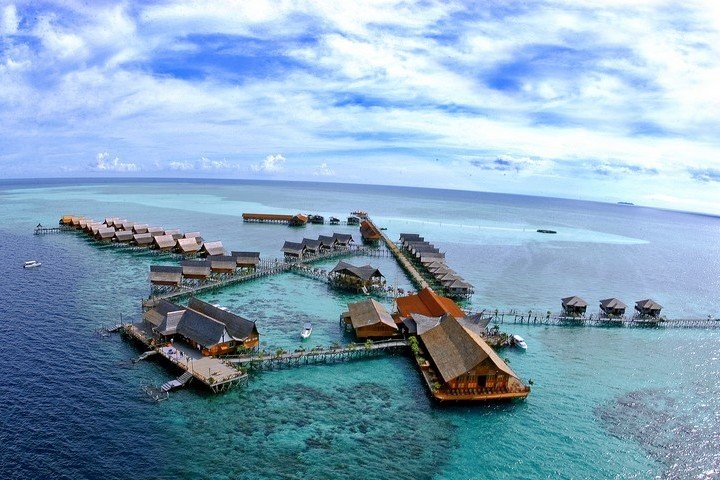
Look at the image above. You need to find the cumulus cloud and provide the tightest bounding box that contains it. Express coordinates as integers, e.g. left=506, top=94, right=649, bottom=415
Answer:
left=470, top=155, right=554, bottom=173
left=314, top=162, right=335, bottom=176
left=168, top=160, right=194, bottom=171
left=590, top=161, right=659, bottom=177
left=91, top=152, right=138, bottom=172
left=688, top=168, right=720, bottom=183
left=251, top=154, right=285, bottom=173
left=0, top=4, right=19, bottom=35
left=167, top=157, right=240, bottom=171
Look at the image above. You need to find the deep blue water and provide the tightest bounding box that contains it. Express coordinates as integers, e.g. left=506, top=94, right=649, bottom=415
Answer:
left=0, top=178, right=718, bottom=479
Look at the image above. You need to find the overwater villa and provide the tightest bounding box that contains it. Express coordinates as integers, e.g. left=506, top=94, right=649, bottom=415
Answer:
left=332, top=233, right=353, bottom=247
left=600, top=298, right=627, bottom=317
left=416, top=315, right=530, bottom=402
left=132, top=224, right=149, bottom=234
left=147, top=226, right=164, bottom=237
left=163, top=228, right=183, bottom=240
left=200, top=241, right=225, bottom=257
left=360, top=220, right=381, bottom=243
left=329, top=261, right=384, bottom=292
left=95, top=227, right=115, bottom=241
left=342, top=299, right=399, bottom=339
left=176, top=237, right=202, bottom=254
left=561, top=296, right=588, bottom=317
left=317, top=235, right=336, bottom=251
left=301, top=238, right=321, bottom=256
left=282, top=241, right=306, bottom=260
left=143, top=297, right=259, bottom=355
left=209, top=255, right=237, bottom=274
left=149, top=265, right=183, bottom=287
left=635, top=299, right=662, bottom=318
left=231, top=251, right=260, bottom=271
left=181, top=260, right=212, bottom=279
left=132, top=233, right=154, bottom=247
left=395, top=287, right=466, bottom=320
left=152, top=234, right=177, bottom=251
left=114, top=230, right=134, bottom=242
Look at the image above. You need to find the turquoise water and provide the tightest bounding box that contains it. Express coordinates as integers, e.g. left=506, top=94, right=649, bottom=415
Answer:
left=0, top=179, right=718, bottom=479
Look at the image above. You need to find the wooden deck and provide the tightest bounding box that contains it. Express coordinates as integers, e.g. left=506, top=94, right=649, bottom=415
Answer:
left=366, top=217, right=429, bottom=290
left=486, top=311, right=720, bottom=329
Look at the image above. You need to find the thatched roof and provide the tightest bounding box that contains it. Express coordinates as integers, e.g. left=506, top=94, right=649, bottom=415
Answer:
left=147, top=227, right=165, bottom=236
left=395, top=287, right=465, bottom=319
left=347, top=299, right=397, bottom=331
left=419, top=315, right=517, bottom=383
left=188, top=297, right=258, bottom=340
left=143, top=299, right=185, bottom=335
left=635, top=299, right=662, bottom=311
left=177, top=237, right=201, bottom=253
left=133, top=233, right=154, bottom=245
left=282, top=241, right=305, bottom=255
left=330, top=261, right=383, bottom=282
left=407, top=312, right=442, bottom=335
left=114, top=230, right=134, bottom=242
left=562, top=296, right=588, bottom=308
left=317, top=235, right=336, bottom=247
left=96, top=227, right=116, bottom=239
left=209, top=255, right=236, bottom=271
left=132, top=224, right=149, bottom=234
left=301, top=238, right=321, bottom=251
left=332, top=233, right=353, bottom=244
left=600, top=298, right=627, bottom=310
left=399, top=233, right=423, bottom=243
left=231, top=251, right=261, bottom=266
left=153, top=234, right=177, bottom=250
left=181, top=260, right=211, bottom=277
left=184, top=232, right=202, bottom=241
left=149, top=265, right=183, bottom=286
left=200, top=241, right=225, bottom=257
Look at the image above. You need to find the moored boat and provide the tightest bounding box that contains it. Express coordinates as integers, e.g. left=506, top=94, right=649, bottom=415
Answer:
left=301, top=322, right=312, bottom=339
left=23, top=260, right=42, bottom=269
left=511, top=334, right=527, bottom=349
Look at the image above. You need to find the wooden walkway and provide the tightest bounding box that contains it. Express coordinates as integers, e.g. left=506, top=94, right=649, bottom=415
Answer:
left=34, top=225, right=74, bottom=234
left=487, top=312, right=720, bottom=329
left=367, top=217, right=429, bottom=290
left=225, top=339, right=408, bottom=371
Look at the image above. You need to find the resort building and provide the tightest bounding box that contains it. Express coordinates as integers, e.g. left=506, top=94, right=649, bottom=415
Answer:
left=143, top=297, right=259, bottom=356
left=132, top=233, right=154, bottom=247
left=317, top=235, right=336, bottom=251
left=163, top=229, right=183, bottom=240
left=329, top=261, right=384, bottom=292
left=95, top=227, right=116, bottom=241
left=399, top=233, right=423, bottom=246
left=147, top=226, right=164, bottom=237
left=342, top=299, right=399, bottom=339
left=332, top=233, right=353, bottom=247
left=132, top=224, right=149, bottom=234
left=417, top=315, right=530, bottom=401
left=181, top=260, right=212, bottom=279
left=149, top=265, right=183, bottom=287
left=231, top=251, right=260, bottom=271
left=200, top=241, right=225, bottom=257
left=395, top=287, right=466, bottom=321
left=360, top=220, right=382, bottom=242
left=114, top=230, right=134, bottom=243
left=120, top=221, right=135, bottom=231
left=301, top=238, right=321, bottom=256
left=635, top=299, right=662, bottom=318
left=282, top=241, right=306, bottom=260
left=600, top=298, right=627, bottom=317
left=561, top=296, right=588, bottom=316
left=152, top=234, right=177, bottom=251
left=176, top=237, right=202, bottom=254
left=209, top=255, right=237, bottom=274
left=183, top=232, right=203, bottom=243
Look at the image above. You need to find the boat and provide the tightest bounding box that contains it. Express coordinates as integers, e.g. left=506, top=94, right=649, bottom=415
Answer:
left=23, top=260, right=42, bottom=269
left=511, top=334, right=527, bottom=350
left=537, top=229, right=557, bottom=234
left=301, top=322, right=312, bottom=339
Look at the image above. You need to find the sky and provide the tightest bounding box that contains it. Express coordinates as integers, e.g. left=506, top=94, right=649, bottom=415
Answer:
left=1, top=1, right=719, bottom=214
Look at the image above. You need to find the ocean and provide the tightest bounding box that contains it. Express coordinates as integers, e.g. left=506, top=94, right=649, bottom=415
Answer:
left=0, top=178, right=718, bottom=479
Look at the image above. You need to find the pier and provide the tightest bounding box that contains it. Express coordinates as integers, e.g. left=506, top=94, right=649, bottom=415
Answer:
left=485, top=311, right=720, bottom=329
left=225, top=339, right=408, bottom=371
left=34, top=224, right=74, bottom=234
left=242, top=212, right=308, bottom=226
left=365, top=217, right=429, bottom=290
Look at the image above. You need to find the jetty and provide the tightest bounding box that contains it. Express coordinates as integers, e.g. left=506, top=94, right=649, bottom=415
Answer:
left=364, top=217, right=429, bottom=290
left=488, top=311, right=720, bottom=329
left=34, top=224, right=74, bottom=234
left=242, top=212, right=308, bottom=226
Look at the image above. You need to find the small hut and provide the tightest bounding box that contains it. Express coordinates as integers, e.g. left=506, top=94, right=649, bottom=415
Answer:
left=330, top=261, right=384, bottom=291
left=317, top=235, right=337, bottom=251
left=342, top=299, right=398, bottom=339
left=231, top=251, right=260, bottom=271
left=600, top=298, right=627, bottom=317
left=120, top=221, right=135, bottom=231
left=399, top=233, right=423, bottom=246
left=153, top=234, right=177, bottom=251
left=209, top=255, right=237, bottom=274
left=181, top=260, right=212, bottom=279
left=635, top=299, right=662, bottom=318
left=561, top=296, right=588, bottom=316
left=395, top=287, right=466, bottom=321
left=282, top=241, right=306, bottom=260
left=149, top=265, right=183, bottom=287
left=332, top=233, right=353, bottom=247
left=184, top=232, right=203, bottom=243
left=95, top=227, right=116, bottom=241
left=132, top=224, right=149, bottom=234
left=301, top=238, right=321, bottom=255
left=176, top=237, right=202, bottom=254
left=147, top=226, right=165, bottom=237
left=114, top=230, right=134, bottom=243
left=132, top=233, right=154, bottom=247
left=200, top=241, right=225, bottom=257
left=163, top=229, right=183, bottom=240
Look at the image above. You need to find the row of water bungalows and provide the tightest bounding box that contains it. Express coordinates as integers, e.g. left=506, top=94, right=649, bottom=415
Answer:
left=150, top=252, right=262, bottom=288
left=281, top=233, right=354, bottom=261
left=399, top=233, right=474, bottom=298
left=59, top=215, right=226, bottom=256
left=562, top=296, right=663, bottom=319
left=342, top=287, right=530, bottom=402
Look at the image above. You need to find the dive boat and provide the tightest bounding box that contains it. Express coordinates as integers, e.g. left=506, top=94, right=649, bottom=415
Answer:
left=511, top=334, right=527, bottom=350
left=301, top=322, right=312, bottom=339
left=23, top=260, right=42, bottom=269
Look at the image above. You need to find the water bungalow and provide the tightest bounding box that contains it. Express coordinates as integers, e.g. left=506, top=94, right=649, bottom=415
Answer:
left=120, top=221, right=135, bottom=231
left=282, top=241, right=306, bottom=260
left=561, top=296, right=588, bottom=316
left=317, top=235, right=337, bottom=251
left=360, top=220, right=382, bottom=242
left=200, top=241, right=225, bottom=257
left=417, top=315, right=530, bottom=401
left=153, top=234, right=177, bottom=251
left=184, top=232, right=203, bottom=242
left=600, top=298, right=627, bottom=317
left=332, top=233, right=353, bottom=247
left=347, top=216, right=360, bottom=226
left=301, top=238, right=321, bottom=255
left=143, top=297, right=259, bottom=355
left=176, top=238, right=202, bottom=254
left=181, top=260, right=212, bottom=279
left=330, top=261, right=384, bottom=291
left=209, top=255, right=237, bottom=274
left=149, top=265, right=183, bottom=287
left=60, top=215, right=74, bottom=225
left=132, top=233, right=154, bottom=247
left=399, top=233, right=423, bottom=244
left=164, top=229, right=183, bottom=240
left=231, top=251, right=260, bottom=271
left=132, top=224, right=149, bottom=234
left=342, top=299, right=399, bottom=339
left=395, top=287, right=466, bottom=320
left=445, top=279, right=473, bottom=297
left=114, top=230, right=134, bottom=242
left=95, top=227, right=116, bottom=241
left=147, top=226, right=165, bottom=237
left=635, top=299, right=662, bottom=318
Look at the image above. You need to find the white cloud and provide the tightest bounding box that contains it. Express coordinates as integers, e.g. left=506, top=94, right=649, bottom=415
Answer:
left=92, top=152, right=139, bottom=172
left=251, top=154, right=285, bottom=173
left=0, top=4, right=19, bottom=35
left=314, top=162, right=335, bottom=176
left=168, top=160, right=194, bottom=171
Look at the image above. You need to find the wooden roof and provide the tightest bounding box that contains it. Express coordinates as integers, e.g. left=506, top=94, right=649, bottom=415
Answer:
left=209, top=255, right=236, bottom=270
left=331, top=261, right=383, bottom=281
left=184, top=232, right=202, bottom=240
left=317, top=235, right=336, bottom=246
left=200, top=241, right=225, bottom=256
left=562, top=296, right=588, bottom=308
left=420, top=315, right=518, bottom=383
left=153, top=234, right=177, bottom=249
left=177, top=237, right=201, bottom=253
left=600, top=298, right=627, bottom=310
left=395, top=287, right=465, bottom=319
left=635, top=299, right=662, bottom=310
left=133, top=233, right=153, bottom=245
left=96, top=227, right=116, bottom=239
left=282, top=241, right=305, bottom=254
left=301, top=238, right=321, bottom=250
left=188, top=297, right=258, bottom=340
left=399, top=233, right=423, bottom=242
left=231, top=251, right=260, bottom=258
left=347, top=299, right=398, bottom=331
left=147, top=226, right=165, bottom=236
left=360, top=220, right=381, bottom=240
left=132, top=224, right=149, bottom=233
left=407, top=313, right=442, bottom=335
left=149, top=265, right=183, bottom=285
left=114, top=230, right=134, bottom=241
left=332, top=233, right=353, bottom=244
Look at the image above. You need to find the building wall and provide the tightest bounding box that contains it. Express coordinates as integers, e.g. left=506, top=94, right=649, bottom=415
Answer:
left=356, top=323, right=398, bottom=339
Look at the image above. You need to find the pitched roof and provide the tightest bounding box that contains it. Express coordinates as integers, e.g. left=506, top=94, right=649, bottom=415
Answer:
left=301, top=238, right=321, bottom=250
left=114, top=230, right=134, bottom=241
left=153, top=234, right=177, bottom=249
left=408, top=312, right=442, bottom=335
left=201, top=241, right=225, bottom=256
left=177, top=237, right=201, bottom=253
left=149, top=265, right=183, bottom=285
left=177, top=310, right=229, bottom=348
left=133, top=233, right=154, bottom=245
left=332, top=233, right=353, bottom=244
left=317, top=235, right=336, bottom=246
left=600, top=298, right=627, bottom=310
left=184, top=232, right=202, bottom=240
left=562, top=296, right=588, bottom=308
left=399, top=233, right=423, bottom=242
left=347, top=299, right=398, bottom=331
left=330, top=261, right=384, bottom=281
left=231, top=251, right=260, bottom=259
left=187, top=297, right=257, bottom=340
left=420, top=315, right=518, bottom=383
left=635, top=299, right=662, bottom=310
left=282, top=241, right=305, bottom=254
left=395, top=287, right=465, bottom=319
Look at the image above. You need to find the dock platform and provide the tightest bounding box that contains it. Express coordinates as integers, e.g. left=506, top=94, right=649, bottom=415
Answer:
left=365, top=217, right=429, bottom=290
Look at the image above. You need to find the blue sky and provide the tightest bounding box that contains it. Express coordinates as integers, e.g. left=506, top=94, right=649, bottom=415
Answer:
left=1, top=1, right=720, bottom=213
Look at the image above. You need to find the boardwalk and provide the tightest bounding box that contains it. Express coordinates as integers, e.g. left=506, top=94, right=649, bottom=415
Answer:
left=366, top=217, right=429, bottom=290
left=486, top=311, right=720, bottom=329
left=34, top=225, right=74, bottom=234
left=225, top=339, right=408, bottom=371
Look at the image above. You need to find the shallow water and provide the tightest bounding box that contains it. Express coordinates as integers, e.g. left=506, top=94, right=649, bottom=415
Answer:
left=0, top=178, right=718, bottom=479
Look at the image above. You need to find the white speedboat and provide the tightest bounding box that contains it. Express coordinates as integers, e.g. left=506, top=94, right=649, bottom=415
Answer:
left=23, top=260, right=42, bottom=269
left=511, top=334, right=527, bottom=350
left=301, top=322, right=312, bottom=339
